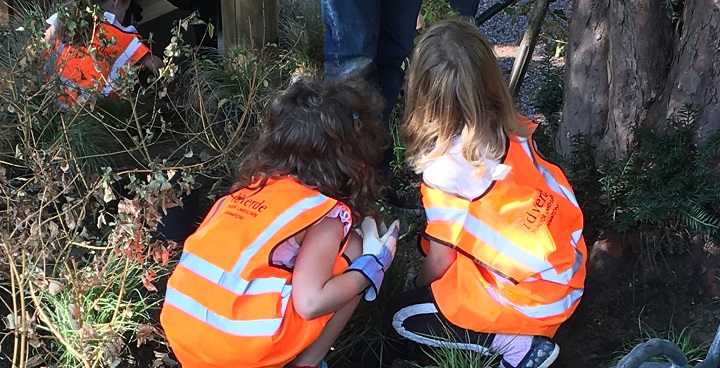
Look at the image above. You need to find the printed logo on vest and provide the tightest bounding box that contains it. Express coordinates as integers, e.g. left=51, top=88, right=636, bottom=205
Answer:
left=521, top=189, right=559, bottom=233
left=223, top=196, right=268, bottom=220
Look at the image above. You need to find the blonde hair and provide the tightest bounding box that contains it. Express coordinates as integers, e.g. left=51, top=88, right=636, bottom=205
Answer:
left=402, top=19, right=519, bottom=175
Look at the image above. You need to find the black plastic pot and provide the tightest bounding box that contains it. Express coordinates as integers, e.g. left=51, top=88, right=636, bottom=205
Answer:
left=153, top=186, right=202, bottom=243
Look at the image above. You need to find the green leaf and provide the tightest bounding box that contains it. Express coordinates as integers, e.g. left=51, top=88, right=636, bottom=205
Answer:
left=207, top=23, right=215, bottom=38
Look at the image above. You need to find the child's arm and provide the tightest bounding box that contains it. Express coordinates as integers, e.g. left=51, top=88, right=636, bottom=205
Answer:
left=415, top=239, right=456, bottom=288
left=291, top=217, right=370, bottom=320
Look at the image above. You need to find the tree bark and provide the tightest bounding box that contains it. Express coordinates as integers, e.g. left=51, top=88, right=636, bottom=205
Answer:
left=558, top=0, right=610, bottom=157
left=559, top=0, right=720, bottom=161
left=660, top=0, right=720, bottom=142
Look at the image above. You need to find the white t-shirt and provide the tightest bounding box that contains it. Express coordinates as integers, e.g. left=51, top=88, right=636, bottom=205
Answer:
left=422, top=137, right=513, bottom=200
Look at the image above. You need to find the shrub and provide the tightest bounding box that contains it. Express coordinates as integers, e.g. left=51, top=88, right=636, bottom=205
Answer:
left=599, top=104, right=720, bottom=257
left=0, top=5, right=203, bottom=367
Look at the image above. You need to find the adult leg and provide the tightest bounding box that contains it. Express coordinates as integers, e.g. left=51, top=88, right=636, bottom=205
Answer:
left=290, top=233, right=364, bottom=366
left=321, top=0, right=381, bottom=83
left=375, top=0, right=422, bottom=176
left=448, top=0, right=481, bottom=17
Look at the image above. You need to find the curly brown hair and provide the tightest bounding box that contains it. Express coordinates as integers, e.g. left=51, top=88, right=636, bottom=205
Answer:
left=232, top=77, right=389, bottom=223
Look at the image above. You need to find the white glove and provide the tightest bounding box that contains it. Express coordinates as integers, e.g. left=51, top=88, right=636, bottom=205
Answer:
left=345, top=217, right=400, bottom=301
left=360, top=217, right=399, bottom=259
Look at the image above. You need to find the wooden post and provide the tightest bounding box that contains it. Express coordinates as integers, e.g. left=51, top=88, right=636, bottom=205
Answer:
left=221, top=0, right=278, bottom=52
left=1, top=0, right=13, bottom=25
left=508, top=0, right=549, bottom=98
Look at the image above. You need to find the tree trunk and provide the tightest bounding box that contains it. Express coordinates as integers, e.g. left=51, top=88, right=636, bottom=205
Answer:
left=661, top=0, right=720, bottom=142
left=559, top=0, right=720, bottom=161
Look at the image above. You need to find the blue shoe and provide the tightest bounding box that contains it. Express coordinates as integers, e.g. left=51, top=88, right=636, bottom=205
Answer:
left=500, top=336, right=560, bottom=368
left=319, top=361, right=328, bottom=368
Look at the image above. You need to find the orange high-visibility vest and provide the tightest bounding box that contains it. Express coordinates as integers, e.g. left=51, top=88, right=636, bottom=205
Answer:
left=48, top=12, right=150, bottom=105
left=160, top=178, right=352, bottom=368
left=420, top=117, right=586, bottom=337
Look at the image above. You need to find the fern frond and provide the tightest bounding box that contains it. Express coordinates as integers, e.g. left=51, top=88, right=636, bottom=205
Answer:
left=679, top=205, right=720, bottom=235
left=695, top=129, right=720, bottom=166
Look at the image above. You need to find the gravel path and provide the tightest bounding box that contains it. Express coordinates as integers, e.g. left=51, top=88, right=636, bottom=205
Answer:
left=472, top=0, right=568, bottom=115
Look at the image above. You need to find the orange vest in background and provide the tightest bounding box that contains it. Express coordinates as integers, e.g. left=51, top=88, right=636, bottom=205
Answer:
left=51, top=20, right=150, bottom=105
left=420, top=117, right=587, bottom=337
left=160, top=178, right=351, bottom=368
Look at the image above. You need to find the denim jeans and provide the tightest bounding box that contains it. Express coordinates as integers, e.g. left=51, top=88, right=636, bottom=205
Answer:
left=449, top=0, right=480, bottom=17
left=321, top=0, right=422, bottom=176
left=321, top=0, right=422, bottom=125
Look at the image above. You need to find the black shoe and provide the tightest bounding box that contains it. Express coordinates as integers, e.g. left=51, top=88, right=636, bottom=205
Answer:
left=500, top=336, right=560, bottom=368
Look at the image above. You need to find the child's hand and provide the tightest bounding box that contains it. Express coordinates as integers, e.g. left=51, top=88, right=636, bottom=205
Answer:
left=345, top=217, right=400, bottom=301
left=360, top=217, right=399, bottom=261
left=141, top=54, right=164, bottom=76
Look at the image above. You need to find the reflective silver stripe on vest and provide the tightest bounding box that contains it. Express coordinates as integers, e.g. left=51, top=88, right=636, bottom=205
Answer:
left=164, top=286, right=291, bottom=337
left=103, top=37, right=143, bottom=95
left=425, top=205, right=584, bottom=286
left=231, top=194, right=332, bottom=275
left=425, top=207, right=553, bottom=275
left=520, top=138, right=580, bottom=209
left=486, top=287, right=584, bottom=319
left=537, top=229, right=583, bottom=284
left=179, top=252, right=288, bottom=295
left=165, top=193, right=331, bottom=336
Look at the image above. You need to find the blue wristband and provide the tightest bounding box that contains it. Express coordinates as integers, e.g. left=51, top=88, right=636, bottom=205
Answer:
left=346, top=254, right=385, bottom=301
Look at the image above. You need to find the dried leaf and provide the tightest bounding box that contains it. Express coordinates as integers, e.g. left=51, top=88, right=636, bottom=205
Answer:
left=118, top=198, right=141, bottom=217
left=142, top=269, right=158, bottom=292
left=48, top=280, right=65, bottom=296
left=47, top=221, right=59, bottom=239
left=136, top=323, right=160, bottom=347
left=30, top=220, right=41, bottom=238
left=25, top=355, right=44, bottom=367
left=199, top=150, right=212, bottom=162
left=103, top=185, right=115, bottom=203
left=97, top=212, right=107, bottom=228
left=68, top=303, right=81, bottom=330
left=149, top=242, right=171, bottom=265
left=4, top=313, right=15, bottom=330
left=65, top=210, right=77, bottom=230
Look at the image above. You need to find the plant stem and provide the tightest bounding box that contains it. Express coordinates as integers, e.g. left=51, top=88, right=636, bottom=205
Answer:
left=28, top=281, right=91, bottom=368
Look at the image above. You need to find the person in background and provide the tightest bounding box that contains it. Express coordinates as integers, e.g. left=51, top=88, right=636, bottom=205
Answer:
left=384, top=19, right=586, bottom=368
left=449, top=0, right=480, bottom=17
left=321, top=0, right=423, bottom=181
left=160, top=77, right=400, bottom=368
left=44, top=0, right=164, bottom=106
